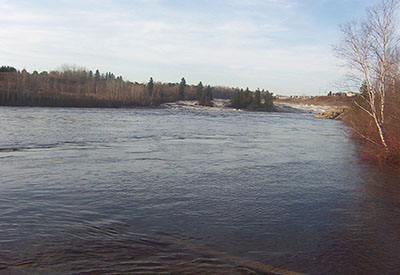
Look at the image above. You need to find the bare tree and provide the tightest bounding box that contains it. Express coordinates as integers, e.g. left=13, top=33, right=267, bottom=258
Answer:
left=335, top=0, right=400, bottom=149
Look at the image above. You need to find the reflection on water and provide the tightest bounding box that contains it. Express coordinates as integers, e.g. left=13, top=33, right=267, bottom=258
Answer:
left=0, top=106, right=399, bottom=274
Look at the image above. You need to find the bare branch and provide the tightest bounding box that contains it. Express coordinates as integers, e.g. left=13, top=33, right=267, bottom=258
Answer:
left=350, top=122, right=386, bottom=147
left=354, top=99, right=375, bottom=117
left=334, top=0, right=399, bottom=149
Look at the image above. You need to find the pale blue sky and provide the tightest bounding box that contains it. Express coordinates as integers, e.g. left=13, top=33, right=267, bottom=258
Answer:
left=0, top=0, right=379, bottom=95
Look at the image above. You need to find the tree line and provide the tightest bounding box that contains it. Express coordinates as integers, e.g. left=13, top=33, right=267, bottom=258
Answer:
left=0, top=65, right=274, bottom=111
left=231, top=88, right=274, bottom=111
left=0, top=66, right=210, bottom=108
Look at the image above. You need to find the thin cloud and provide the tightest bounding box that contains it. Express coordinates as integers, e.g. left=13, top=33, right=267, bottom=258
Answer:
left=0, top=0, right=364, bottom=94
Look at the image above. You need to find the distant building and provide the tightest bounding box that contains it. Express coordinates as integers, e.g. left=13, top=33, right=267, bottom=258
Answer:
left=278, top=95, right=290, bottom=99
left=329, top=91, right=358, bottom=97
left=346, top=92, right=357, bottom=97
left=289, top=95, right=311, bottom=99
left=272, top=93, right=290, bottom=99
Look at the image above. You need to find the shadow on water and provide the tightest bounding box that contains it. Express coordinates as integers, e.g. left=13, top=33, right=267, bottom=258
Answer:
left=0, top=224, right=298, bottom=275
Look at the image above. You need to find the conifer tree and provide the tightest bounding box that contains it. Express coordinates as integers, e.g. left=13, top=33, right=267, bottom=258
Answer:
left=178, top=77, right=186, bottom=100
left=95, top=69, right=100, bottom=80
left=0, top=66, right=16, bottom=72
left=147, top=77, right=154, bottom=96
left=196, top=81, right=203, bottom=100
left=254, top=89, right=261, bottom=105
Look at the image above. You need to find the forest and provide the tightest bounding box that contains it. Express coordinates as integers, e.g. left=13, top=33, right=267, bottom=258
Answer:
left=0, top=66, right=194, bottom=108
left=0, top=65, right=272, bottom=110
left=230, top=88, right=274, bottom=111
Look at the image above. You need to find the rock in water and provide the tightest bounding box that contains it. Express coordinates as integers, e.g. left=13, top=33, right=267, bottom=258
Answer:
left=314, top=107, right=347, bottom=120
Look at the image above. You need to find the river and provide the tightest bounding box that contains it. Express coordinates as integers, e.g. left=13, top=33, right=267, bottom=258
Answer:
left=0, top=105, right=399, bottom=274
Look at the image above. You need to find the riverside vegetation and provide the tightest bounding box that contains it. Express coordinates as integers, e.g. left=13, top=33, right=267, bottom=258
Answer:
left=230, top=88, right=274, bottom=111
left=0, top=65, right=273, bottom=111
left=335, top=0, right=400, bottom=167
left=0, top=66, right=197, bottom=108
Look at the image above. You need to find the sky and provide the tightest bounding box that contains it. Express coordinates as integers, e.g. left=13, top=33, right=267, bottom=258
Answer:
left=0, top=0, right=380, bottom=95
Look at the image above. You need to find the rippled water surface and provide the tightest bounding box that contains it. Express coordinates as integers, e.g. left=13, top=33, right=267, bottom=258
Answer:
left=1, top=106, right=400, bottom=274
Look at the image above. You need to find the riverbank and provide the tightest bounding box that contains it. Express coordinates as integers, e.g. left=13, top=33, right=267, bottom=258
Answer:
left=274, top=102, right=332, bottom=114
left=164, top=98, right=349, bottom=117
left=275, top=96, right=354, bottom=107
left=274, top=97, right=352, bottom=119
left=276, top=97, right=400, bottom=168
left=162, top=99, right=232, bottom=111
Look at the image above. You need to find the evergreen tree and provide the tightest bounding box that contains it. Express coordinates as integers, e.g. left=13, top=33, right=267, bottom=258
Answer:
left=244, top=87, right=252, bottom=106
left=205, top=86, right=213, bottom=101
left=230, top=88, right=274, bottom=111
left=262, top=91, right=273, bottom=110
left=254, top=89, right=261, bottom=105
left=178, top=77, right=186, bottom=100
left=199, top=85, right=213, bottom=106
left=232, top=91, right=239, bottom=108
left=95, top=69, right=100, bottom=80
left=196, top=81, right=203, bottom=100
left=0, top=66, right=16, bottom=72
left=147, top=77, right=154, bottom=96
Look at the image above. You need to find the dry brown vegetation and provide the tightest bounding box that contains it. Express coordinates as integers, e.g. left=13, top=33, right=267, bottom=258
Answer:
left=334, top=0, right=400, bottom=168
left=276, top=93, right=400, bottom=167
left=342, top=86, right=400, bottom=167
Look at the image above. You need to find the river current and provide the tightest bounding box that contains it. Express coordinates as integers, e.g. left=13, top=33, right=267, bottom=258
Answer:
left=0, top=106, right=399, bottom=274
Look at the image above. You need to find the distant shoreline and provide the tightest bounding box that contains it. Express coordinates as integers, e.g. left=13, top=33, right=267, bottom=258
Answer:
left=0, top=66, right=272, bottom=111
left=274, top=96, right=353, bottom=107
left=274, top=96, right=353, bottom=119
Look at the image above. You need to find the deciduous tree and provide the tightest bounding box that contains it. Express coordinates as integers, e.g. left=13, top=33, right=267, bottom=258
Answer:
left=335, top=0, right=400, bottom=149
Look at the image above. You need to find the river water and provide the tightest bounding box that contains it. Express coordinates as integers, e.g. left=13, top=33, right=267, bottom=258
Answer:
left=0, top=106, right=399, bottom=274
